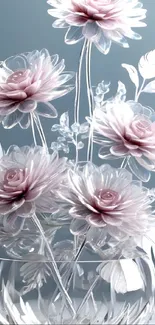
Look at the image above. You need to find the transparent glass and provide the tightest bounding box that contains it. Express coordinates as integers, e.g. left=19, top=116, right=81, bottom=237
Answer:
left=0, top=223, right=154, bottom=324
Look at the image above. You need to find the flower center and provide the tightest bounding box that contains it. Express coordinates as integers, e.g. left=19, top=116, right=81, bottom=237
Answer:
left=98, top=189, right=119, bottom=204
left=3, top=168, right=26, bottom=192
left=131, top=118, right=152, bottom=138
left=7, top=69, right=29, bottom=84
left=93, top=189, right=120, bottom=213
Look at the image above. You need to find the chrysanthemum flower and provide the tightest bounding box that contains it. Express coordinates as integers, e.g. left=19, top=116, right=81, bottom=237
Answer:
left=48, top=0, right=147, bottom=54
left=93, top=100, right=155, bottom=182
left=59, top=163, right=154, bottom=240
left=0, top=49, right=74, bottom=129
left=0, top=146, right=67, bottom=219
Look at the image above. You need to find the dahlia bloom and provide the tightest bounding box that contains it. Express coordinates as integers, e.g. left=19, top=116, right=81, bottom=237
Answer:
left=0, top=146, right=67, bottom=219
left=48, top=0, right=147, bottom=54
left=93, top=100, right=155, bottom=182
left=0, top=49, right=74, bottom=129
left=59, top=163, right=154, bottom=240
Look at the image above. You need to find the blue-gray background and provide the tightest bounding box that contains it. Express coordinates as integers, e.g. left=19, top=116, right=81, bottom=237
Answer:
left=0, top=0, right=154, bottom=182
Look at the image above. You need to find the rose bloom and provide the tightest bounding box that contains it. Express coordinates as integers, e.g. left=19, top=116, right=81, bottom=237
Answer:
left=0, top=146, right=67, bottom=220
left=0, top=49, right=74, bottom=129
left=59, top=163, right=154, bottom=240
left=93, top=100, right=155, bottom=182
left=48, top=0, right=147, bottom=54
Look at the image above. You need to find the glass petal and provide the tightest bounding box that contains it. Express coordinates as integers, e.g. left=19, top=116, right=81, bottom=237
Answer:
left=95, top=33, right=112, bottom=55
left=52, top=18, right=69, bottom=28
left=65, top=26, right=84, bottom=44
left=70, top=218, right=89, bottom=235
left=99, top=146, right=119, bottom=160
left=19, top=113, right=30, bottom=129
left=128, top=156, right=151, bottom=182
left=37, top=102, right=58, bottom=118
left=18, top=100, right=37, bottom=113
left=82, top=22, right=99, bottom=39
left=2, top=109, right=23, bottom=129
left=4, top=54, right=28, bottom=71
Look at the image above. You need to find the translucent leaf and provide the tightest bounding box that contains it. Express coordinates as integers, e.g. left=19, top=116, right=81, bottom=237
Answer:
left=122, top=64, right=139, bottom=88
left=138, top=50, right=155, bottom=79
left=51, top=142, right=60, bottom=151
left=80, top=122, right=90, bottom=134
left=142, top=80, right=155, bottom=93
left=77, top=141, right=84, bottom=150
left=57, top=136, right=66, bottom=142
left=63, top=146, right=70, bottom=154
left=59, top=127, right=73, bottom=138
left=99, top=259, right=144, bottom=294
left=96, top=80, right=110, bottom=96
left=51, top=124, right=61, bottom=132
left=115, top=81, right=126, bottom=102
left=60, top=111, right=69, bottom=128
left=20, top=255, right=54, bottom=294
left=71, top=122, right=80, bottom=134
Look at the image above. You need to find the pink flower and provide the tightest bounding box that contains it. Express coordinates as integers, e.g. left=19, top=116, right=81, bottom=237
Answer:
left=48, top=0, right=147, bottom=54
left=59, top=163, right=153, bottom=240
left=0, top=146, right=67, bottom=219
left=0, top=49, right=74, bottom=129
left=93, top=100, right=155, bottom=182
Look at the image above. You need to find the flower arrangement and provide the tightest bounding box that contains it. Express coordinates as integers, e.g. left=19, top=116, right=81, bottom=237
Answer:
left=0, top=0, right=155, bottom=324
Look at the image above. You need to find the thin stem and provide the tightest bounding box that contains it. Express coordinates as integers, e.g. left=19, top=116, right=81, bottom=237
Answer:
left=72, top=275, right=100, bottom=321
left=135, top=79, right=146, bottom=102
left=51, top=237, right=87, bottom=304
left=86, top=41, right=94, bottom=162
left=30, top=113, right=37, bottom=146
left=86, top=41, right=93, bottom=118
left=34, top=114, right=47, bottom=148
left=74, top=40, right=87, bottom=165
left=32, top=213, right=75, bottom=316
left=74, top=39, right=87, bottom=124
left=121, top=157, right=128, bottom=169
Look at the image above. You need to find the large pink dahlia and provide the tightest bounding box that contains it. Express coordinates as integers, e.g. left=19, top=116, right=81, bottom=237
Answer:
left=93, top=100, right=155, bottom=182
left=48, top=0, right=147, bottom=54
left=0, top=49, right=74, bottom=129
left=0, top=146, right=67, bottom=218
left=59, top=163, right=154, bottom=239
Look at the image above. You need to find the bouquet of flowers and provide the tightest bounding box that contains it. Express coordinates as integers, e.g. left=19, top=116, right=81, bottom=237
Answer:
left=0, top=1, right=155, bottom=324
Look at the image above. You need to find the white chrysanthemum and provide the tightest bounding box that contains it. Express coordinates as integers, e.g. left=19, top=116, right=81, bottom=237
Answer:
left=48, top=0, right=147, bottom=54
left=59, top=163, right=154, bottom=240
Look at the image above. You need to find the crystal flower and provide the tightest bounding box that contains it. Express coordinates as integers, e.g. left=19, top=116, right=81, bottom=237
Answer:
left=48, top=0, right=147, bottom=54
left=93, top=100, right=155, bottom=182
left=59, top=163, right=153, bottom=240
left=0, top=49, right=74, bottom=129
left=0, top=146, right=67, bottom=220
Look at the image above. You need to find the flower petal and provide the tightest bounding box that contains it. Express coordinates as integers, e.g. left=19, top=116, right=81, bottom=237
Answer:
left=2, top=109, right=23, bottom=129
left=37, top=102, right=58, bottom=118
left=65, top=26, right=84, bottom=44
left=70, top=218, right=89, bottom=235
left=19, top=113, right=30, bottom=129
left=18, top=100, right=37, bottom=113
left=128, top=156, right=150, bottom=182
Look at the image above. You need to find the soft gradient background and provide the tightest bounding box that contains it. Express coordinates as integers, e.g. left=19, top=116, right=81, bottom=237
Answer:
left=0, top=1, right=154, bottom=307
left=0, top=0, right=154, bottom=181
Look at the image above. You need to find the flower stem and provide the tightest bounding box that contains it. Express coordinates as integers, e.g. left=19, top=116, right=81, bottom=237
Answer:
left=30, top=113, right=37, bottom=146
left=51, top=237, right=87, bottom=303
left=33, top=114, right=48, bottom=149
left=135, top=79, right=146, bottom=102
left=74, top=40, right=87, bottom=165
left=86, top=41, right=94, bottom=163
left=32, top=213, right=76, bottom=316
